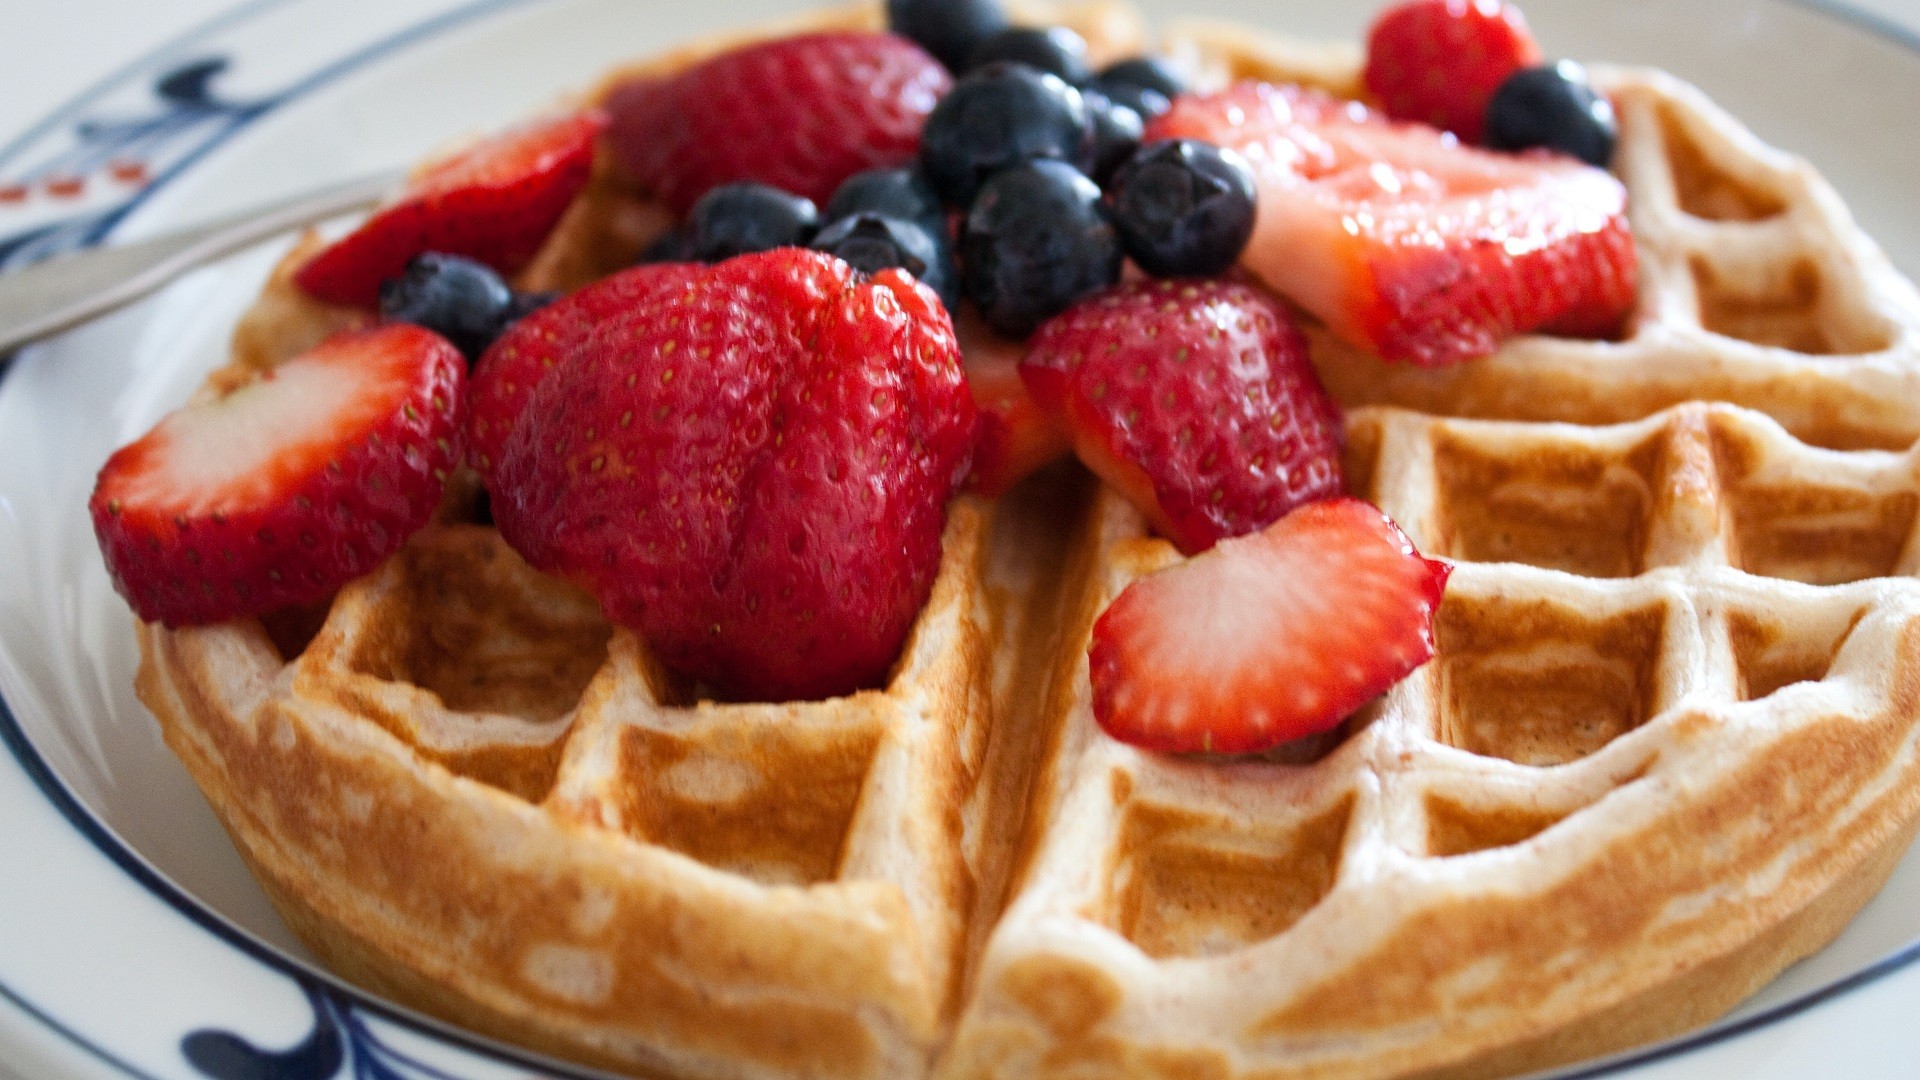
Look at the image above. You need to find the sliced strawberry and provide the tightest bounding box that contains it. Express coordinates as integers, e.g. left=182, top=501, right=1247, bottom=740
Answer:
left=604, top=32, right=950, bottom=215
left=467, top=262, right=699, bottom=484
left=1364, top=0, right=1541, bottom=144
left=1090, top=498, right=1450, bottom=755
left=958, top=310, right=1070, bottom=497
left=1148, top=82, right=1636, bottom=367
left=1021, top=280, right=1344, bottom=555
left=493, top=250, right=976, bottom=701
left=91, top=325, right=466, bottom=626
left=295, top=111, right=605, bottom=308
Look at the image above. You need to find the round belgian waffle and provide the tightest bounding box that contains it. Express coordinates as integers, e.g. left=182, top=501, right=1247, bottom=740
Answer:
left=130, top=3, right=1920, bottom=1079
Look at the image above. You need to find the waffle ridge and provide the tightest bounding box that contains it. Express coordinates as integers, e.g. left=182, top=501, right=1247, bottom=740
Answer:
left=129, top=4, right=1920, bottom=1079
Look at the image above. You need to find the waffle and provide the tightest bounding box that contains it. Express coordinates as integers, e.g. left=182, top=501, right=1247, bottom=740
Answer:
left=129, top=3, right=1920, bottom=1079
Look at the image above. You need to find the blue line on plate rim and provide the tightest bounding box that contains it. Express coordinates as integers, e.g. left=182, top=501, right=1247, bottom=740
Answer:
left=1, top=0, right=1919, bottom=1077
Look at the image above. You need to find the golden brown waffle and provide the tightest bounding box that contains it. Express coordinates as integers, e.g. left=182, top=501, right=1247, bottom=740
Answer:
left=129, top=3, right=1920, bottom=1079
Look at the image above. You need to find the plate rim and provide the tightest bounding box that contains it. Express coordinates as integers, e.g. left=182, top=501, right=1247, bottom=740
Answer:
left=3, top=0, right=1919, bottom=1077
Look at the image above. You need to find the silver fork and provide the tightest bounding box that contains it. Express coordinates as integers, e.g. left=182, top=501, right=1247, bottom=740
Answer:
left=0, top=170, right=401, bottom=356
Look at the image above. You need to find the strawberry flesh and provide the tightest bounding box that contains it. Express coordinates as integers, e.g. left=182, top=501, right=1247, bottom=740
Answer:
left=91, top=325, right=466, bottom=626
left=958, top=311, right=1071, bottom=498
left=1090, top=498, right=1450, bottom=755
left=604, top=32, right=951, bottom=215
left=1022, top=280, right=1345, bottom=554
left=492, top=250, right=975, bottom=702
left=295, top=111, right=605, bottom=308
left=1148, top=82, right=1636, bottom=367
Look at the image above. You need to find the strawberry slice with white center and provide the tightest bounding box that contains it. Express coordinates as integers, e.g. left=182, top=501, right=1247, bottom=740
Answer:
left=1147, top=82, right=1637, bottom=367
left=958, top=309, right=1070, bottom=498
left=1089, top=497, right=1450, bottom=755
left=90, top=324, right=466, bottom=626
left=295, top=110, right=605, bottom=308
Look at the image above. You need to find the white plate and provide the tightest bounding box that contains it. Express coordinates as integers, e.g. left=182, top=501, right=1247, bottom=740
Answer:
left=2, top=1, right=1919, bottom=1077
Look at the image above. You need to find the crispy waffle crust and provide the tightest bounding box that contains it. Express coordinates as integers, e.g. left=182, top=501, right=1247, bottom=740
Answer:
left=133, top=3, right=1920, bottom=1079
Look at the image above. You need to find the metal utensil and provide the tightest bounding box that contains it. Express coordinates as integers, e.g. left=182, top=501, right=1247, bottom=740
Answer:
left=0, top=170, right=401, bottom=356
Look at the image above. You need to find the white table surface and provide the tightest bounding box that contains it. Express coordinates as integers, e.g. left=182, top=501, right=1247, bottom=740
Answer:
left=2, top=2, right=1919, bottom=1080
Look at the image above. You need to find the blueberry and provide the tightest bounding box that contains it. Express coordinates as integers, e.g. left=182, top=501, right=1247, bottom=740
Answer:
left=684, top=182, right=821, bottom=262
left=378, top=252, right=515, bottom=360
left=962, top=159, right=1121, bottom=337
left=825, top=167, right=948, bottom=242
left=1105, top=140, right=1257, bottom=279
left=637, top=227, right=690, bottom=264
left=812, top=213, right=958, bottom=310
left=504, top=290, right=560, bottom=322
left=921, top=63, right=1092, bottom=206
left=1081, top=89, right=1144, bottom=185
left=1091, top=56, right=1187, bottom=121
left=1485, top=61, right=1618, bottom=168
left=965, top=26, right=1090, bottom=84
left=886, top=0, right=1008, bottom=72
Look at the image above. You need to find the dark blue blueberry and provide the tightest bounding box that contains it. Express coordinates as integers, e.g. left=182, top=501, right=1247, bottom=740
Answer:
left=637, top=227, right=690, bottom=264
left=1080, top=89, right=1144, bottom=185
left=812, top=213, right=958, bottom=310
left=887, top=0, right=1009, bottom=72
left=1485, top=61, right=1618, bottom=168
left=961, top=159, right=1121, bottom=337
left=504, top=289, right=560, bottom=322
left=378, top=253, right=515, bottom=361
left=825, top=167, right=948, bottom=243
left=684, top=182, right=821, bottom=262
left=1105, top=139, right=1257, bottom=278
left=920, top=63, right=1092, bottom=206
left=965, top=26, right=1090, bottom=84
left=1091, top=56, right=1187, bottom=121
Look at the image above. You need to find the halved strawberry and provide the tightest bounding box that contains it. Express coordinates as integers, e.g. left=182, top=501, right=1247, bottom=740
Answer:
left=1364, top=0, right=1542, bottom=144
left=294, top=111, right=605, bottom=308
left=958, top=310, right=1070, bottom=498
left=1147, top=82, right=1636, bottom=367
left=467, top=261, right=699, bottom=484
left=1089, top=498, right=1450, bottom=755
left=1022, top=280, right=1344, bottom=554
left=91, top=325, right=466, bottom=626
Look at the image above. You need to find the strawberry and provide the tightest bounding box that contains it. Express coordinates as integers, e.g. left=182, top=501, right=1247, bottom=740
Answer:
left=1021, top=280, right=1344, bottom=555
left=603, top=32, right=951, bottom=215
left=1148, top=82, right=1636, bottom=367
left=90, top=325, right=466, bottom=627
left=958, top=310, right=1070, bottom=498
left=295, top=111, right=605, bottom=307
left=1364, top=0, right=1542, bottom=144
left=1089, top=498, right=1450, bottom=755
left=466, top=262, right=699, bottom=484
left=492, top=250, right=975, bottom=702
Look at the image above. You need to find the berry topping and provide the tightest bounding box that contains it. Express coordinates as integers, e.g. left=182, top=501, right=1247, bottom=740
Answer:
left=811, top=212, right=957, bottom=310
left=1090, top=56, right=1187, bottom=120
left=604, top=31, right=950, bottom=215
left=683, top=182, right=821, bottom=262
left=920, top=63, right=1092, bottom=206
left=90, top=325, right=465, bottom=627
left=294, top=111, right=603, bottom=307
left=467, top=262, right=701, bottom=484
left=1089, top=497, right=1450, bottom=756
left=1022, top=280, right=1344, bottom=555
left=957, top=310, right=1071, bottom=497
left=1080, top=89, right=1145, bottom=184
left=637, top=227, right=690, bottom=264
left=1486, top=61, right=1619, bottom=167
left=1104, top=139, right=1257, bottom=278
left=965, top=26, right=1091, bottom=85
left=961, top=160, right=1121, bottom=337
left=491, top=250, right=976, bottom=702
left=886, top=0, right=1009, bottom=73
left=378, top=253, right=524, bottom=361
left=825, top=166, right=948, bottom=242
left=1149, top=82, right=1637, bottom=366
left=1364, top=0, right=1542, bottom=144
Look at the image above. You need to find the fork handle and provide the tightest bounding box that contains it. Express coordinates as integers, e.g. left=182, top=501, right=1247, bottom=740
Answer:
left=0, top=170, right=401, bottom=357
